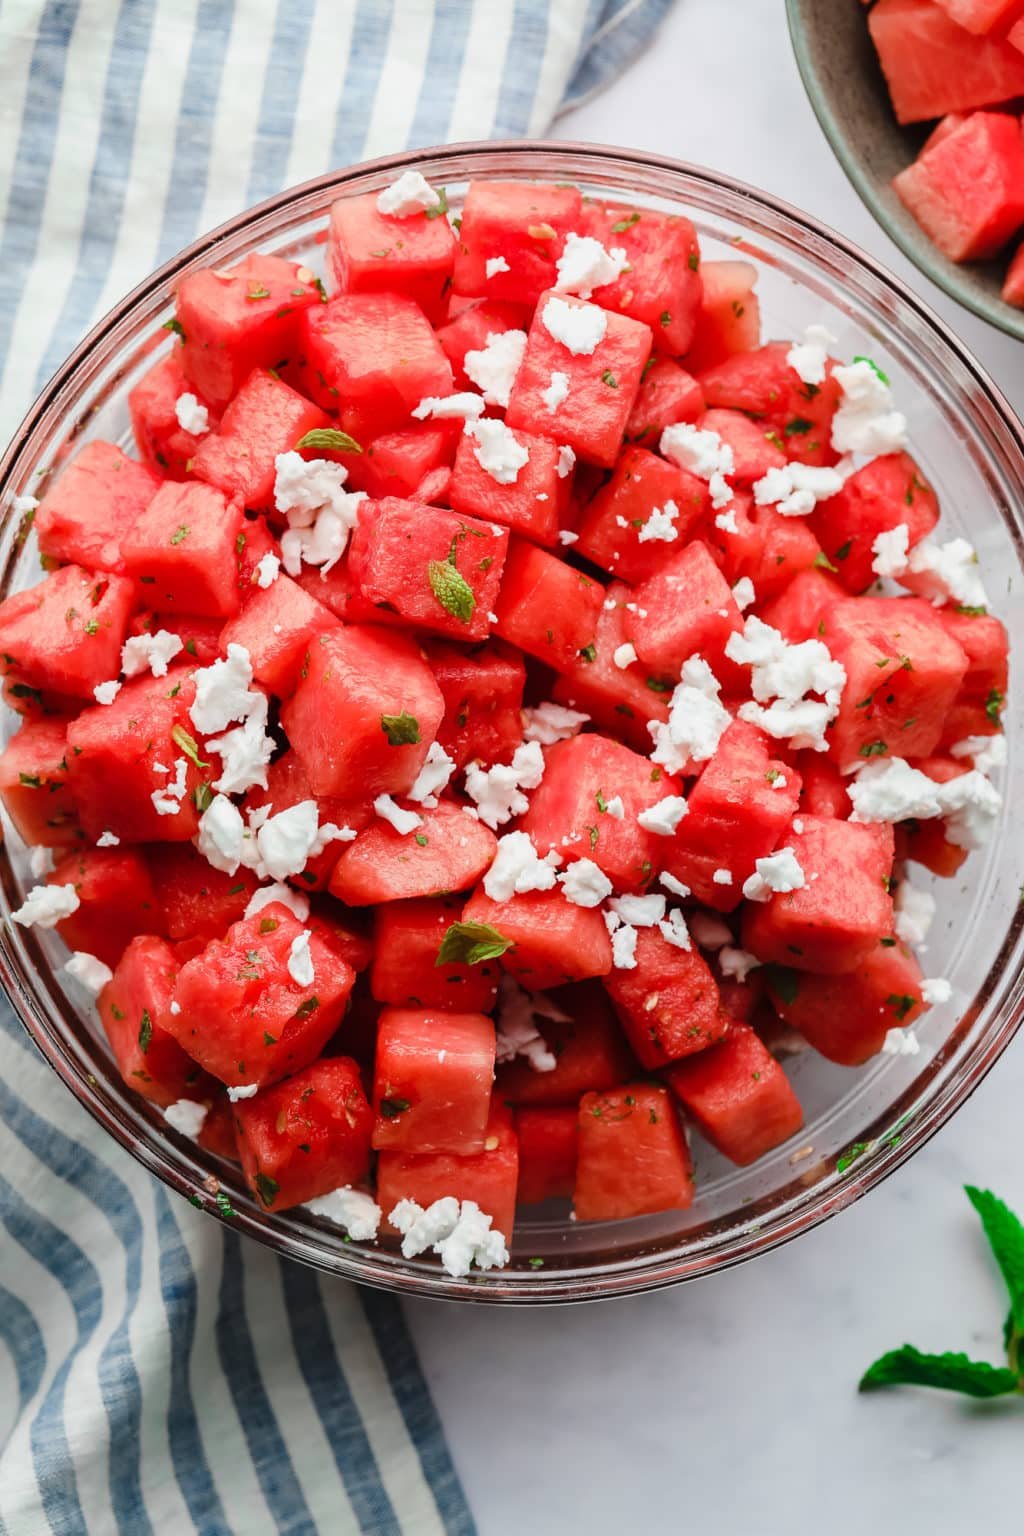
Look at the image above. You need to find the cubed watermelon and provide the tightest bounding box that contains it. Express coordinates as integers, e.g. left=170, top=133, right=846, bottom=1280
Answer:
left=121, top=480, right=245, bottom=618
left=462, top=887, right=614, bottom=989
left=936, top=607, right=1008, bottom=744
left=148, top=843, right=259, bottom=942
left=699, top=408, right=788, bottom=487
left=0, top=718, right=81, bottom=848
left=574, top=444, right=709, bottom=584
left=436, top=298, right=532, bottom=389
left=449, top=426, right=567, bottom=547
left=699, top=342, right=840, bottom=467
left=683, top=260, right=761, bottom=374
left=810, top=451, right=939, bottom=593
left=453, top=181, right=583, bottom=304
left=328, top=801, right=498, bottom=906
left=48, top=845, right=163, bottom=968
left=191, top=369, right=329, bottom=509
left=327, top=190, right=456, bottom=324
left=665, top=1025, right=803, bottom=1165
left=604, top=925, right=727, bottom=1068
left=574, top=1084, right=694, bottom=1221
left=371, top=1007, right=496, bottom=1155
left=220, top=574, right=338, bottom=697
left=426, top=640, right=525, bottom=770
left=624, top=539, right=743, bottom=679
left=869, top=0, right=1024, bottom=122
left=493, top=538, right=606, bottom=671
left=932, top=0, right=1024, bottom=34
left=0, top=566, right=136, bottom=701
left=624, top=356, right=704, bottom=446
left=371, top=897, right=501, bottom=1011
left=1003, top=239, right=1024, bottom=305
left=98, top=935, right=201, bottom=1107
left=583, top=202, right=703, bottom=355
left=129, top=352, right=217, bottom=479
left=551, top=581, right=671, bottom=754
left=893, top=112, right=1024, bottom=261
left=377, top=1098, right=519, bottom=1239
left=233, top=1056, right=373, bottom=1211
left=35, top=441, right=161, bottom=572
left=516, top=1106, right=578, bottom=1204
left=763, top=936, right=927, bottom=1065
left=496, top=981, right=637, bottom=1104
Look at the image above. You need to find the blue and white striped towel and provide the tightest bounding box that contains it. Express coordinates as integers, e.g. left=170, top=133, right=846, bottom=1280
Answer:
left=0, top=2, right=674, bottom=1531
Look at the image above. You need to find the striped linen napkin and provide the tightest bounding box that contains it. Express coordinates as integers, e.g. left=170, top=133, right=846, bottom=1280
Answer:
left=0, top=1, right=674, bottom=1532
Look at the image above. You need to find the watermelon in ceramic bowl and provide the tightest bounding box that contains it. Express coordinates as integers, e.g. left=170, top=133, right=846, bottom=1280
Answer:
left=0, top=143, right=1023, bottom=1303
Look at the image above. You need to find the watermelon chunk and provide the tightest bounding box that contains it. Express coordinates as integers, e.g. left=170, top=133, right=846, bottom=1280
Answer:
left=462, top=887, right=614, bottom=989
left=582, top=202, right=703, bottom=355
left=49, top=845, right=163, bottom=968
left=936, top=607, right=1008, bottom=744
left=665, top=1025, right=803, bottom=1166
left=371, top=897, right=501, bottom=1012
left=0, top=566, right=135, bottom=701
left=893, top=112, right=1024, bottom=261
left=551, top=581, right=671, bottom=754
left=624, top=356, right=705, bottom=447
left=328, top=802, right=498, bottom=906
left=810, top=452, right=939, bottom=594
left=574, top=444, right=709, bottom=584
left=121, top=480, right=245, bottom=618
left=1003, top=239, right=1024, bottom=305
left=191, top=369, right=329, bottom=509
left=425, top=640, right=525, bottom=771
left=233, top=1056, right=373, bottom=1211
left=98, top=935, right=201, bottom=1107
left=129, top=352, right=217, bottom=479
left=624, top=539, right=743, bottom=679
left=764, top=936, right=927, bottom=1065
left=932, top=0, right=1024, bottom=33
left=574, top=1084, right=694, bottom=1221
left=220, top=574, right=338, bottom=697
left=376, top=1099, right=519, bottom=1240
left=683, top=260, right=761, bottom=374
left=448, top=427, right=567, bottom=547
left=453, top=181, right=583, bottom=305
left=604, top=926, right=727, bottom=1068
left=698, top=342, right=840, bottom=467
left=35, top=441, right=161, bottom=572
left=493, top=538, right=606, bottom=672
left=148, top=843, right=259, bottom=943
left=516, top=1106, right=578, bottom=1205
left=327, top=190, right=456, bottom=324
left=371, top=1007, right=497, bottom=1155
left=868, top=0, right=1024, bottom=122
left=0, top=718, right=81, bottom=848
left=435, top=298, right=532, bottom=389
left=699, top=408, right=788, bottom=488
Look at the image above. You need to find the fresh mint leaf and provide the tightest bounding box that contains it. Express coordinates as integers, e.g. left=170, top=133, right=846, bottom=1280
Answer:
left=170, top=724, right=209, bottom=770
left=436, top=921, right=512, bottom=967
left=966, top=1186, right=1024, bottom=1336
left=294, top=427, right=362, bottom=454
left=380, top=711, right=420, bottom=747
left=428, top=559, right=476, bottom=625
left=424, top=186, right=449, bottom=220
left=853, top=355, right=890, bottom=388
left=859, top=1347, right=1019, bottom=1399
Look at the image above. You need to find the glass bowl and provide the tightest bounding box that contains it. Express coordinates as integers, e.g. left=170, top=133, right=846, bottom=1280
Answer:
left=2, top=142, right=1023, bottom=1305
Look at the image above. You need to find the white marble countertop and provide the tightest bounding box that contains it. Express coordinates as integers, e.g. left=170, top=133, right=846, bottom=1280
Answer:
left=406, top=3, right=1024, bottom=1530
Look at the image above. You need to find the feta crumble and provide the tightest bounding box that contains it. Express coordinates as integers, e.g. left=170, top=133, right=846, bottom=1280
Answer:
left=712, top=868, right=733, bottom=886
left=255, top=552, right=281, bottom=589
left=608, top=893, right=665, bottom=927
left=95, top=831, right=120, bottom=848
left=373, top=794, right=423, bottom=836
left=411, top=392, right=485, bottom=423
left=540, top=295, right=608, bottom=356
left=408, top=741, right=457, bottom=805
left=638, top=499, right=679, bottom=543
left=485, top=256, right=511, bottom=279
left=495, top=976, right=564, bottom=1072
left=658, top=909, right=692, bottom=950
left=121, top=629, right=184, bottom=680
left=732, top=577, right=756, bottom=611
left=604, top=795, right=624, bottom=819
left=949, top=734, right=1006, bottom=776
left=921, top=977, right=952, bottom=1006
left=174, top=392, right=209, bottom=435
left=554, top=232, right=629, bottom=299
left=659, top=871, right=692, bottom=899
left=227, top=1084, right=259, bottom=1102
left=637, top=795, right=688, bottom=836
left=11, top=883, right=80, bottom=929
left=151, top=756, right=188, bottom=816
left=163, top=1100, right=209, bottom=1139
left=64, top=951, right=113, bottom=996
left=726, top=615, right=846, bottom=753
left=484, top=831, right=558, bottom=902
left=376, top=170, right=440, bottom=217
left=93, top=680, right=122, bottom=705
left=752, top=463, right=844, bottom=518
left=463, top=329, right=528, bottom=408
left=196, top=794, right=247, bottom=874
left=831, top=359, right=907, bottom=457
left=660, top=422, right=735, bottom=487
left=871, top=523, right=910, bottom=580
left=609, top=922, right=638, bottom=969
left=465, top=417, right=530, bottom=485
left=786, top=324, right=835, bottom=388
left=894, top=882, right=935, bottom=948
left=718, top=946, right=761, bottom=983
left=905, top=537, right=990, bottom=612
left=559, top=858, right=613, bottom=908
left=848, top=757, right=1001, bottom=849
left=274, top=451, right=364, bottom=577
left=521, top=702, right=589, bottom=745
left=305, top=1187, right=382, bottom=1241
left=287, top=931, right=315, bottom=988
left=742, top=847, right=806, bottom=903
left=647, top=654, right=732, bottom=773
left=714, top=507, right=738, bottom=534
left=613, top=642, right=637, bottom=670
left=541, top=370, right=570, bottom=412
left=243, top=882, right=310, bottom=923
left=28, top=846, right=55, bottom=879
left=556, top=445, right=576, bottom=479
left=389, top=1197, right=509, bottom=1278
left=463, top=740, right=544, bottom=829
left=558, top=530, right=579, bottom=546
left=882, top=1028, right=920, bottom=1057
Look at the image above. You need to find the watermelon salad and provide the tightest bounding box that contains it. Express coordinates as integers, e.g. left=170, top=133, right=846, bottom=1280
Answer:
left=0, top=168, right=1008, bottom=1280
left=864, top=0, right=1024, bottom=305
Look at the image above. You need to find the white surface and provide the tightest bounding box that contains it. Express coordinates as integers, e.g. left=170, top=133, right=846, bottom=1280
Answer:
left=405, top=3, right=1024, bottom=1531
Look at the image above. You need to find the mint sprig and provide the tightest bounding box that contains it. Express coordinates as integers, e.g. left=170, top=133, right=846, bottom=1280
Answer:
left=860, top=1186, right=1024, bottom=1400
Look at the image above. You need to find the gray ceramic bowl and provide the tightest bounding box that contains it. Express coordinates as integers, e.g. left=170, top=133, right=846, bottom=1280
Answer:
left=787, top=0, right=1024, bottom=341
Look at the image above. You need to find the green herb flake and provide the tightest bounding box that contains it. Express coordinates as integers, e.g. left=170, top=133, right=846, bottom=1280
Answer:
left=860, top=1347, right=1019, bottom=1399
left=18, top=772, right=42, bottom=788
left=162, top=317, right=186, bottom=340
left=295, top=427, right=362, bottom=454
left=784, top=417, right=813, bottom=436
left=600, top=369, right=619, bottom=388
left=259, top=917, right=279, bottom=934
left=380, top=711, right=421, bottom=747
left=887, top=993, right=917, bottom=1022
left=767, top=966, right=800, bottom=1007
left=379, top=1096, right=411, bottom=1119
left=645, top=676, right=671, bottom=694
left=414, top=832, right=429, bottom=847
left=246, top=285, right=271, bottom=301
left=985, top=688, right=1004, bottom=725
left=586, top=824, right=599, bottom=852
left=170, top=524, right=190, bottom=545
left=192, top=782, right=213, bottom=814
left=610, top=212, right=640, bottom=233
left=436, top=921, right=513, bottom=967
left=595, top=790, right=608, bottom=813
left=293, top=996, right=320, bottom=1020
left=578, top=643, right=597, bottom=664
left=428, top=559, right=476, bottom=625
left=527, top=1257, right=545, bottom=1269
left=688, top=251, right=699, bottom=271
left=423, top=186, right=449, bottom=220
left=853, top=354, right=890, bottom=388
left=215, top=1191, right=235, bottom=1218
left=814, top=551, right=838, bottom=573
left=834, top=539, right=852, bottom=562
left=837, top=1140, right=871, bottom=1174
left=254, top=1172, right=279, bottom=1207
left=859, top=740, right=889, bottom=759
left=170, top=724, right=209, bottom=770
left=138, top=1010, right=153, bottom=1054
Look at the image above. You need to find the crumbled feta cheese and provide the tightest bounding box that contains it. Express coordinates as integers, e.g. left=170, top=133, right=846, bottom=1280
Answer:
left=658, top=909, right=692, bottom=950
left=688, top=912, right=732, bottom=950
left=390, top=1198, right=509, bottom=1278
left=196, top=794, right=246, bottom=874
left=227, top=1084, right=259, bottom=1102
left=712, top=868, right=733, bottom=886
left=718, top=946, right=761, bottom=983
left=786, top=323, right=835, bottom=388
left=558, top=529, right=579, bottom=546
left=604, top=795, right=624, bottom=819
left=189, top=643, right=256, bottom=735
left=647, top=654, right=732, bottom=772
left=495, top=975, right=563, bottom=1072
left=659, top=871, right=691, bottom=899
left=613, top=642, right=637, bottom=670
left=64, top=951, right=113, bottom=996
left=174, top=392, right=209, bottom=435
left=921, top=977, right=952, bottom=1006
left=29, top=846, right=55, bottom=879
left=752, top=463, right=844, bottom=517
left=189, top=644, right=275, bottom=794
left=310, top=821, right=356, bottom=856
left=255, top=552, right=281, bottom=589
left=541, top=295, right=608, bottom=356
left=11, top=882, right=80, bottom=929
left=831, top=359, right=907, bottom=457
left=882, top=1027, right=920, bottom=1057
left=163, top=1099, right=209, bottom=1139
left=463, top=741, right=544, bottom=829
left=169, top=1000, right=181, bottom=1015
left=638, top=499, right=679, bottom=544
left=727, top=615, right=846, bottom=753
left=894, top=882, right=935, bottom=948
left=559, top=858, right=613, bottom=908
left=12, top=493, right=39, bottom=516
left=732, top=577, right=756, bottom=612
left=121, top=629, right=183, bottom=680
left=95, top=831, right=120, bottom=848
left=905, top=537, right=990, bottom=611
left=93, top=680, right=121, bottom=706
left=373, top=794, right=423, bottom=836
left=463, top=329, right=528, bottom=408
left=376, top=169, right=440, bottom=217
left=408, top=741, right=457, bottom=805
left=554, top=232, right=629, bottom=299
left=610, top=923, right=638, bottom=969
left=949, top=734, right=1006, bottom=776
left=287, top=931, right=315, bottom=988
left=871, top=523, right=910, bottom=580
left=714, top=507, right=738, bottom=534
left=742, top=847, right=806, bottom=903
left=485, top=256, right=511, bottom=279
left=151, top=757, right=188, bottom=817
left=660, top=422, right=735, bottom=487
left=243, top=882, right=310, bottom=923
left=305, top=1186, right=382, bottom=1240
left=608, top=893, right=665, bottom=927
left=541, top=370, right=570, bottom=412
left=521, top=702, right=589, bottom=745
left=411, top=392, right=485, bottom=423
left=484, top=832, right=558, bottom=902
left=208, top=698, right=276, bottom=796
left=848, top=756, right=1002, bottom=849
left=273, top=451, right=364, bottom=576
left=464, top=417, right=529, bottom=485
left=555, top=447, right=577, bottom=484
left=637, top=795, right=688, bottom=836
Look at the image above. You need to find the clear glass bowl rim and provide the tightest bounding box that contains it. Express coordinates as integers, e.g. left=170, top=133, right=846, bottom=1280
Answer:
left=2, top=138, right=1023, bottom=1305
